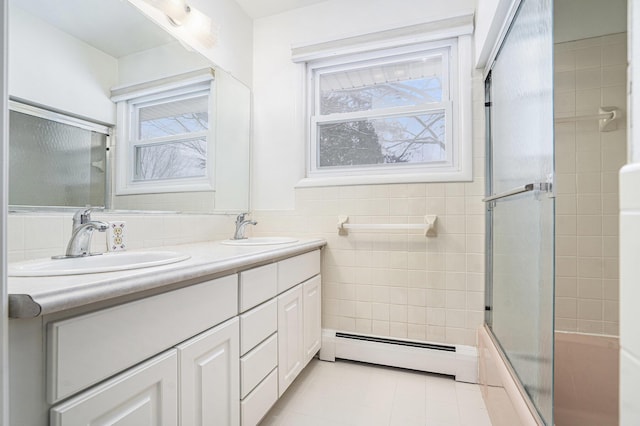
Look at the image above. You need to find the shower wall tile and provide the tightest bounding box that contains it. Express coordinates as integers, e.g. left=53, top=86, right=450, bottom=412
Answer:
left=554, top=34, right=625, bottom=336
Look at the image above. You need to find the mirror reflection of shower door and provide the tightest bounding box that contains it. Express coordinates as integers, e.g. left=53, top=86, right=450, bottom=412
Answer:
left=485, top=0, right=554, bottom=424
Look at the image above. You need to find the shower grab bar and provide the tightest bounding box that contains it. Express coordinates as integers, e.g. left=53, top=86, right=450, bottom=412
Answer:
left=482, top=182, right=551, bottom=203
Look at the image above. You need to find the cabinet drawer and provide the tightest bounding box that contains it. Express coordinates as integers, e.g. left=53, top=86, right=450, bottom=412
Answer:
left=241, top=333, right=277, bottom=399
left=239, top=263, right=277, bottom=312
left=240, top=368, right=278, bottom=426
left=240, top=299, right=277, bottom=355
left=277, top=250, right=320, bottom=293
left=50, top=350, right=178, bottom=426
left=47, top=274, right=238, bottom=404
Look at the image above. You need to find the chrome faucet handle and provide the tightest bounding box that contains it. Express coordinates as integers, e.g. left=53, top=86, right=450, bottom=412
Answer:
left=235, top=212, right=248, bottom=224
left=72, top=207, right=94, bottom=230
left=232, top=213, right=257, bottom=240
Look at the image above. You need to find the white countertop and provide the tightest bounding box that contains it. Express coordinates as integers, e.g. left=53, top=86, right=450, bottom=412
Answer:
left=8, top=238, right=326, bottom=318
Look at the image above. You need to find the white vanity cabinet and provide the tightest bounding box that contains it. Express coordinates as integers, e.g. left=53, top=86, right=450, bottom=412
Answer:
left=50, top=317, right=240, bottom=426
left=238, top=264, right=279, bottom=426
left=303, top=275, right=322, bottom=365
left=50, top=350, right=179, bottom=426
left=276, top=274, right=322, bottom=396
left=8, top=245, right=324, bottom=426
left=239, top=250, right=322, bottom=425
left=277, top=284, right=304, bottom=396
left=45, top=275, right=239, bottom=426
left=276, top=251, right=322, bottom=397
left=177, top=318, right=240, bottom=426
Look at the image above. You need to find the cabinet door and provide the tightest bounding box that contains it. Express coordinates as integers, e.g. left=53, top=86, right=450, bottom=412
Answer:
left=277, top=285, right=304, bottom=396
left=177, top=317, right=240, bottom=426
left=50, top=350, right=178, bottom=426
left=303, top=275, right=322, bottom=365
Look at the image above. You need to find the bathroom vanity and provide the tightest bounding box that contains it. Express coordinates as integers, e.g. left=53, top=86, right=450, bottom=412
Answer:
left=7, top=239, right=325, bottom=426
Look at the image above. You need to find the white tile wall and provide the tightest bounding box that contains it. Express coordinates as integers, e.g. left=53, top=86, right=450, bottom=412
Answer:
left=554, top=33, right=626, bottom=336
left=7, top=212, right=236, bottom=262
left=253, top=72, right=487, bottom=347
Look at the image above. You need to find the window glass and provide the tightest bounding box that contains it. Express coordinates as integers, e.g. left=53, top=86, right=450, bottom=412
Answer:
left=126, top=84, right=212, bottom=188
left=138, top=95, right=209, bottom=139
left=317, top=111, right=446, bottom=168
left=310, top=46, right=454, bottom=177
left=134, top=139, right=207, bottom=180
left=319, top=55, right=444, bottom=115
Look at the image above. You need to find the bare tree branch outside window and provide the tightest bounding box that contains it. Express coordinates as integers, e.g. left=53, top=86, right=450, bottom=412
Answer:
left=134, top=95, right=209, bottom=181
left=317, top=76, right=446, bottom=168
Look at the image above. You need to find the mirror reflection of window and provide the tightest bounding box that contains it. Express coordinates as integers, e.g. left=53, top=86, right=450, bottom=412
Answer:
left=133, top=91, right=210, bottom=181
left=114, top=71, right=216, bottom=194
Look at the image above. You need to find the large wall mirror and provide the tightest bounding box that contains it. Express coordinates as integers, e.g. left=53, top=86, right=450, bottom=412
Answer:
left=8, top=0, right=250, bottom=214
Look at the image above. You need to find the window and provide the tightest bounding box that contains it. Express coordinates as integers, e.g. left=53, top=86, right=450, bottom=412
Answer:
left=296, top=18, right=473, bottom=186
left=114, top=71, right=215, bottom=195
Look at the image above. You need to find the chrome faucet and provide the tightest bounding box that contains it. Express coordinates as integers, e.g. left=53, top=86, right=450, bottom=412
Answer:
left=232, top=213, right=257, bottom=240
left=57, top=208, right=109, bottom=258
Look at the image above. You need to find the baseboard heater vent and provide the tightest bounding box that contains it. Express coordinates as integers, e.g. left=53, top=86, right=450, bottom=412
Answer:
left=321, top=329, right=478, bottom=383
left=335, top=332, right=456, bottom=352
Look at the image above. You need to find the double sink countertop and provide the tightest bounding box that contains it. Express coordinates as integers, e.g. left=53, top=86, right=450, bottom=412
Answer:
left=8, top=238, right=326, bottom=319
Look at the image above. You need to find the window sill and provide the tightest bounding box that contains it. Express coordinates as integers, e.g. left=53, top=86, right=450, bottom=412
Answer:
left=296, top=170, right=472, bottom=188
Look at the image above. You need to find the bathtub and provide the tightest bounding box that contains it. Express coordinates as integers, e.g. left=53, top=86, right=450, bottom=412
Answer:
left=554, top=331, right=619, bottom=426
left=478, top=326, right=619, bottom=426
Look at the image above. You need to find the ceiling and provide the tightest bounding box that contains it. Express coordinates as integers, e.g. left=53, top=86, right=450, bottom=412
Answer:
left=233, top=0, right=328, bottom=19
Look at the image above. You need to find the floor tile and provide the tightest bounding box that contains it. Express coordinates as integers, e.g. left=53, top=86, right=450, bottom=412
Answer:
left=259, top=359, right=493, bottom=426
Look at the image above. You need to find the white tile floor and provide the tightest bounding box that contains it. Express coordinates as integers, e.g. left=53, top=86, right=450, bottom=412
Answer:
left=259, top=359, right=493, bottom=426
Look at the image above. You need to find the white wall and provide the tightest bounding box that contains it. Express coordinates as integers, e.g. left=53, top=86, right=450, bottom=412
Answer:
left=117, top=41, right=210, bottom=87
left=252, top=0, right=475, bottom=211
left=9, top=5, right=118, bottom=124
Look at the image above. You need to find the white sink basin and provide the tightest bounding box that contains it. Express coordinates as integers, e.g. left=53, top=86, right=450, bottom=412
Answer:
left=9, top=251, right=190, bottom=277
left=220, top=237, right=298, bottom=246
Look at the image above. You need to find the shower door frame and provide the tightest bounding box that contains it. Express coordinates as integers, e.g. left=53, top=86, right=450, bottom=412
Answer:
left=482, top=0, right=555, bottom=424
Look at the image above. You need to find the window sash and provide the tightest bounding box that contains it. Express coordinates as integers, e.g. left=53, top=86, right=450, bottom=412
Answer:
left=312, top=46, right=452, bottom=117
left=115, top=79, right=215, bottom=195
left=133, top=137, right=208, bottom=181
left=130, top=88, right=210, bottom=143
left=310, top=102, right=453, bottom=176
left=308, top=41, right=456, bottom=179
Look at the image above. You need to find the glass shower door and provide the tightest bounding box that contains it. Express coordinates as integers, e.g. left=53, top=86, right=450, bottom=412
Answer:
left=485, top=0, right=554, bottom=424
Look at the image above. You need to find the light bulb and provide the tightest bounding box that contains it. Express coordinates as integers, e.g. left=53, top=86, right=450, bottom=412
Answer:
left=162, top=0, right=190, bottom=26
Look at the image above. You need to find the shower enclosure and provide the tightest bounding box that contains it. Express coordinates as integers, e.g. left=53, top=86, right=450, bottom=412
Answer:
left=483, top=0, right=625, bottom=425
left=484, top=0, right=555, bottom=424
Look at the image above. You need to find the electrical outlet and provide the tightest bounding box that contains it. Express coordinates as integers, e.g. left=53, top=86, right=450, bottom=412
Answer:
left=107, top=221, right=126, bottom=252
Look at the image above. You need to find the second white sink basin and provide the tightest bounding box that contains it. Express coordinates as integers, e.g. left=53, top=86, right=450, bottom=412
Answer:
left=9, top=251, right=191, bottom=277
left=221, top=237, right=298, bottom=246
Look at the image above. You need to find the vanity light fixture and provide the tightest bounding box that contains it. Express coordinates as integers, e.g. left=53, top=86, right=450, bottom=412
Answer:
left=160, top=0, right=191, bottom=26
left=145, top=0, right=217, bottom=47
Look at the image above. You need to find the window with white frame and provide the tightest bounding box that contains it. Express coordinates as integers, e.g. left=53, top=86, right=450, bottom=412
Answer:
left=113, top=72, right=215, bottom=195
left=300, top=26, right=472, bottom=186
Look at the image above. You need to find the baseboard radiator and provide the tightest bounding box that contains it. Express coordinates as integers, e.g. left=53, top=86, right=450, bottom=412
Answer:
left=319, top=329, right=478, bottom=383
